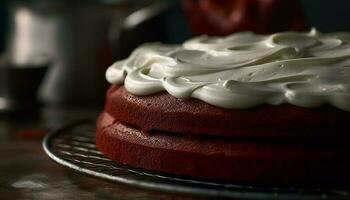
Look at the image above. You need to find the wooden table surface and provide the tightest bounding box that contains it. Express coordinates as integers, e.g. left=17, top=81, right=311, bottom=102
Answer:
left=0, top=106, right=204, bottom=200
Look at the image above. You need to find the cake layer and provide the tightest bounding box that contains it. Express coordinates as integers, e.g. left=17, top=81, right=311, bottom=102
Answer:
left=104, top=85, right=350, bottom=140
left=96, top=112, right=350, bottom=185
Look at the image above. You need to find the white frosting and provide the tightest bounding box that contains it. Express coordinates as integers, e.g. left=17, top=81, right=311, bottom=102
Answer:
left=106, top=29, right=350, bottom=111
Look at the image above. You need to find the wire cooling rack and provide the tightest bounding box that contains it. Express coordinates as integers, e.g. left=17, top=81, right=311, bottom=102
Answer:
left=43, top=120, right=350, bottom=199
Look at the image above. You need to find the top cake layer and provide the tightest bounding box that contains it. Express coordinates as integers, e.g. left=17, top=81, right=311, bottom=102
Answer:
left=106, top=29, right=350, bottom=111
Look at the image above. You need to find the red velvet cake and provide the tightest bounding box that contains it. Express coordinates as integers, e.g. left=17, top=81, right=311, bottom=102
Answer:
left=96, top=30, right=350, bottom=185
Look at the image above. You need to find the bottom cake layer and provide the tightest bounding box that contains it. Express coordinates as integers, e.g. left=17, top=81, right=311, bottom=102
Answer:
left=96, top=112, right=350, bottom=186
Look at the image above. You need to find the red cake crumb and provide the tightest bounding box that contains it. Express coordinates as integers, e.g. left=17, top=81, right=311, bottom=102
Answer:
left=96, top=85, right=350, bottom=185
left=104, top=85, right=350, bottom=141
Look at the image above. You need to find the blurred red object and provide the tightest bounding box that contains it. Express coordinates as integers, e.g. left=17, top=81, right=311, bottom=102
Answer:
left=182, top=0, right=308, bottom=35
left=16, top=129, right=49, bottom=140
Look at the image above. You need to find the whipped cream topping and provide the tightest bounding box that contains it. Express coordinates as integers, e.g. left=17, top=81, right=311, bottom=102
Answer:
left=106, top=29, right=350, bottom=111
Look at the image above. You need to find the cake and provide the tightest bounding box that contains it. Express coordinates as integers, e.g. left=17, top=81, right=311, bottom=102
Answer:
left=96, top=29, right=350, bottom=185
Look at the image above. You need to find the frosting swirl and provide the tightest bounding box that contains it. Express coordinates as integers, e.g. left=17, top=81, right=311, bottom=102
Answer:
left=106, top=29, right=350, bottom=111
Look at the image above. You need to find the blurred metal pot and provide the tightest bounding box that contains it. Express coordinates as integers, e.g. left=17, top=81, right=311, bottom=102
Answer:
left=5, top=0, right=170, bottom=106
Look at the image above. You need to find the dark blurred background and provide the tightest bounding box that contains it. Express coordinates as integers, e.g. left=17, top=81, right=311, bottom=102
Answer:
left=0, top=0, right=349, bottom=53
left=0, top=0, right=186, bottom=55
left=0, top=0, right=349, bottom=54
left=0, top=0, right=348, bottom=109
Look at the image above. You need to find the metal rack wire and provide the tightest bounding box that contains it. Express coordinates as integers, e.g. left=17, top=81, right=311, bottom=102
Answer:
left=43, top=120, right=350, bottom=199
